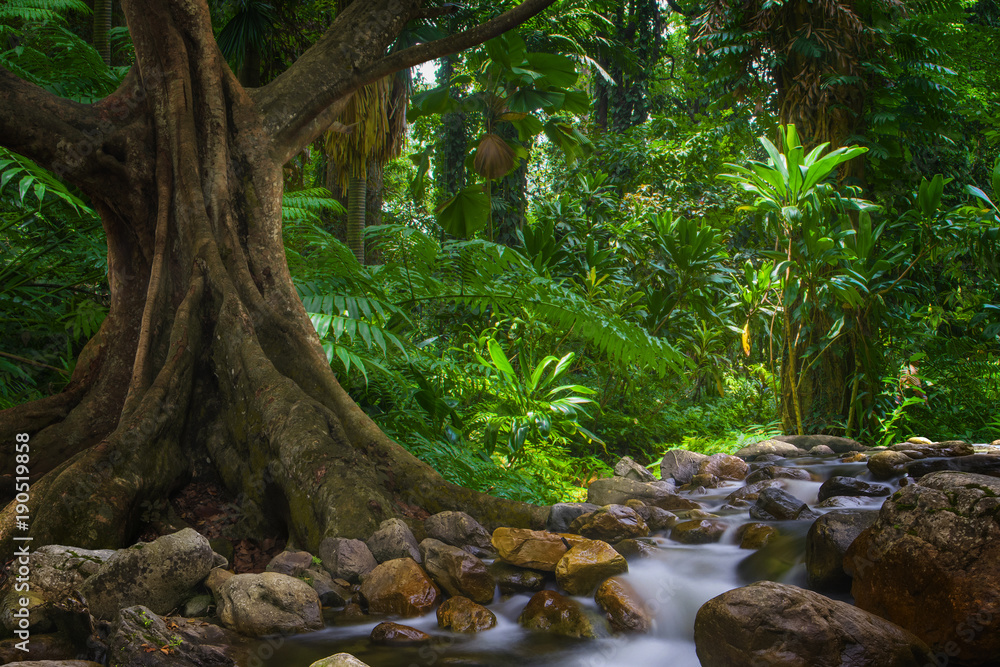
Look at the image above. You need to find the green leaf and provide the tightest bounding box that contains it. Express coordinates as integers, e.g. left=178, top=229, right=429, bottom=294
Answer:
left=487, top=338, right=515, bottom=377
left=436, top=185, right=490, bottom=238
left=524, top=52, right=578, bottom=88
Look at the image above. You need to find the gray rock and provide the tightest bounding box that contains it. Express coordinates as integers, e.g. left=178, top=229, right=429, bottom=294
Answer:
left=182, top=594, right=214, bottom=617
left=424, top=511, right=492, bottom=550
left=25, top=545, right=117, bottom=600
left=418, top=538, right=495, bottom=605
left=815, top=495, right=871, bottom=509
left=733, top=439, right=805, bottom=459
left=906, top=454, right=1000, bottom=479
left=265, top=550, right=314, bottom=577
left=569, top=504, right=649, bottom=543
left=846, top=472, right=1000, bottom=664
left=805, top=509, right=878, bottom=591
left=659, top=449, right=709, bottom=484
left=299, top=567, right=350, bottom=607
left=613, top=456, right=656, bottom=482
left=488, top=561, right=547, bottom=595
left=809, top=444, right=836, bottom=455
left=545, top=502, right=601, bottom=533
left=817, top=476, right=891, bottom=502
left=694, top=581, right=933, bottom=666
left=318, top=537, right=377, bottom=583
left=366, top=518, right=421, bottom=563
left=216, top=572, right=322, bottom=636
left=745, top=465, right=812, bottom=485
left=587, top=477, right=700, bottom=511
left=773, top=434, right=867, bottom=453
left=750, top=487, right=817, bottom=521
left=109, top=605, right=237, bottom=666
left=78, top=528, right=215, bottom=620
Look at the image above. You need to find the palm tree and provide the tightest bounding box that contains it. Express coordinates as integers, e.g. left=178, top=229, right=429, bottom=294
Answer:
left=93, top=0, right=111, bottom=65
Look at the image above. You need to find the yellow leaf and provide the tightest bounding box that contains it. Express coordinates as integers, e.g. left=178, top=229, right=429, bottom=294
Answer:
left=742, top=321, right=751, bottom=356
left=716, top=376, right=725, bottom=397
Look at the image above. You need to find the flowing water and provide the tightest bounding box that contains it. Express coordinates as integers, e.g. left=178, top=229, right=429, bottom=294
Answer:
left=261, top=454, right=907, bottom=667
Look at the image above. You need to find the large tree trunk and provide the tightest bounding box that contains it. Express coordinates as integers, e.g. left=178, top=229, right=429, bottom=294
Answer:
left=0, top=0, right=556, bottom=556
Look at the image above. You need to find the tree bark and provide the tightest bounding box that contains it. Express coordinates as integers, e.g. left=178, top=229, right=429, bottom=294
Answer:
left=0, top=0, right=555, bottom=555
left=347, top=174, right=367, bottom=265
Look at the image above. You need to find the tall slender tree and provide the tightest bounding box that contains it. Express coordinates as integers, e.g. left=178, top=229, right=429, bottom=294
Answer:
left=0, top=0, right=557, bottom=554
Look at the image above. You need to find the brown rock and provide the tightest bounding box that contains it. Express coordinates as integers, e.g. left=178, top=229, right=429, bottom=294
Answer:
left=517, top=590, right=598, bottom=638
left=424, top=511, right=493, bottom=551
left=867, top=450, right=912, bottom=479
left=624, top=500, right=677, bottom=531
left=613, top=538, right=660, bottom=560
left=845, top=472, right=1000, bottom=663
left=698, top=454, right=749, bottom=481
left=369, top=621, right=431, bottom=645
left=572, top=505, right=649, bottom=543
left=840, top=451, right=868, bottom=463
left=695, top=581, right=933, bottom=667
left=671, top=518, right=728, bottom=545
left=586, top=477, right=699, bottom=511
left=436, top=596, right=497, bottom=633
left=595, top=577, right=652, bottom=633
left=418, top=538, right=495, bottom=605
left=736, top=523, right=777, bottom=549
left=359, top=558, right=439, bottom=617
left=686, top=473, right=719, bottom=489
left=806, top=509, right=877, bottom=592
left=659, top=449, right=709, bottom=483
left=488, top=561, right=547, bottom=595
left=491, top=528, right=586, bottom=571
left=554, top=540, right=628, bottom=596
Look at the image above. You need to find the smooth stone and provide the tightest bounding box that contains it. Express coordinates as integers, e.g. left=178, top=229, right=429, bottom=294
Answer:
left=698, top=453, right=749, bottom=481
left=772, top=434, right=867, bottom=453
left=671, top=518, right=728, bottom=545
left=318, top=537, right=377, bottom=583
left=659, top=449, right=709, bottom=483
left=817, top=476, right=891, bottom=502
left=359, top=558, right=439, bottom=617
left=595, top=577, right=652, bottom=633
left=613, top=538, right=660, bottom=560
left=369, top=621, right=431, bottom=645
left=366, top=518, right=421, bottom=564
left=517, top=590, right=598, bottom=638
left=491, top=527, right=586, bottom=571
left=733, top=439, right=805, bottom=459
left=436, top=596, right=497, bottom=633
left=546, top=503, right=601, bottom=533
left=309, top=654, right=371, bottom=667
left=613, top=455, right=657, bottom=482
left=216, top=572, right=322, bottom=636
left=419, top=538, right=495, bottom=605
left=554, top=540, right=628, bottom=596
left=736, top=522, right=777, bottom=549
left=570, top=504, right=649, bottom=543
left=750, top=487, right=818, bottom=521
left=806, top=509, right=878, bottom=592
left=424, top=511, right=493, bottom=551
left=906, top=454, right=1000, bottom=479
left=586, top=477, right=699, bottom=511
left=868, top=450, right=912, bottom=479
left=488, top=561, right=547, bottom=595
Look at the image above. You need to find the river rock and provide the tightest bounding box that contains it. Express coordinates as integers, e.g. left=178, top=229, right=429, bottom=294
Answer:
left=906, top=454, right=1000, bottom=479
left=817, top=476, right=891, bottom=502
left=78, top=528, right=215, bottom=620
left=841, top=451, right=868, bottom=463
left=318, top=537, right=377, bottom=583
left=182, top=593, right=213, bottom=617
left=265, top=550, right=314, bottom=577
left=613, top=538, right=660, bottom=560
left=22, top=545, right=116, bottom=601
left=671, top=518, right=728, bottom=544
left=815, top=495, right=871, bottom=509
left=736, top=522, right=777, bottom=549
left=595, top=577, right=652, bottom=633
left=488, top=561, right=547, bottom=594
left=750, top=487, right=818, bottom=521
left=570, top=504, right=649, bottom=543
left=109, top=605, right=239, bottom=666
left=685, top=473, right=719, bottom=489
left=216, top=572, right=322, bottom=636
left=694, top=581, right=933, bottom=666
left=546, top=503, right=601, bottom=532
left=698, top=454, right=749, bottom=481
left=745, top=465, right=812, bottom=485
left=773, top=434, right=867, bottom=453
left=366, top=518, right=421, bottom=563
left=419, top=538, right=495, bottom=604
left=845, top=471, right=1000, bottom=663
left=554, top=540, right=628, bottom=596
left=723, top=479, right=782, bottom=509
left=868, top=450, right=912, bottom=479
left=424, top=511, right=493, bottom=552
left=624, top=500, right=677, bottom=531
left=309, top=654, right=371, bottom=667
left=491, top=527, right=586, bottom=571
left=369, top=621, right=431, bottom=645
left=359, top=558, right=439, bottom=617
left=436, top=596, right=497, bottom=633
left=809, top=444, right=835, bottom=455
left=517, top=590, right=598, bottom=638
left=587, top=477, right=698, bottom=511
left=614, top=455, right=657, bottom=482
left=298, top=567, right=350, bottom=607
left=659, top=449, right=709, bottom=483
left=806, top=509, right=878, bottom=592
left=204, top=567, right=233, bottom=595
left=733, top=439, right=805, bottom=459
left=890, top=441, right=975, bottom=457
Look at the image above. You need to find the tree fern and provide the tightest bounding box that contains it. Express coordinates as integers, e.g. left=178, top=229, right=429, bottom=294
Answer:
left=0, top=0, right=90, bottom=23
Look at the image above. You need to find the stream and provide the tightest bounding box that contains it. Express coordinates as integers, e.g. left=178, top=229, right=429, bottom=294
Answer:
left=261, top=454, right=900, bottom=667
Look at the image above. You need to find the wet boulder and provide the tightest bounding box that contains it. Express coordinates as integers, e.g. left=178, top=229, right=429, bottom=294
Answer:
left=595, top=577, right=652, bottom=633
left=419, top=538, right=495, bottom=605
left=488, top=561, right=547, bottom=595
left=491, top=528, right=586, bottom=571
left=309, top=654, right=371, bottom=667
left=436, top=596, right=497, bottom=633
left=369, top=621, right=431, bottom=645
left=366, top=518, right=421, bottom=563
left=695, top=581, right=934, bottom=667
left=554, top=540, right=628, bottom=596
left=733, top=439, right=805, bottom=459
left=736, top=522, right=777, bottom=550
left=546, top=503, right=600, bottom=533
left=670, top=518, right=728, bottom=545
left=817, top=476, right=891, bottom=502
left=867, top=450, right=912, bottom=479
left=750, top=487, right=818, bottom=521
left=216, top=572, right=323, bottom=636
left=806, top=509, right=878, bottom=592
left=318, top=537, right=377, bottom=583
left=570, top=505, right=649, bottom=543
left=517, top=590, right=598, bottom=638
left=659, top=449, right=708, bottom=484
left=78, top=528, right=216, bottom=620
left=745, top=465, right=812, bottom=485
left=624, top=500, right=677, bottom=531
left=109, top=605, right=241, bottom=666
left=773, top=434, right=867, bottom=453
left=359, top=558, right=440, bottom=617
left=845, top=471, right=1000, bottom=664
left=698, top=454, right=749, bottom=481
left=906, top=454, right=1000, bottom=479
left=424, top=511, right=493, bottom=552
left=586, top=477, right=699, bottom=511
left=265, top=550, right=314, bottom=577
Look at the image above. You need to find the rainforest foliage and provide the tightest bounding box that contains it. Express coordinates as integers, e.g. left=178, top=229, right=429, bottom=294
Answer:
left=2, top=0, right=998, bottom=505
